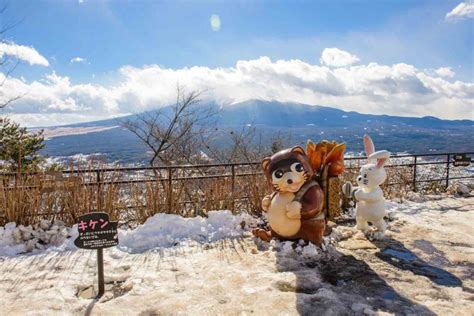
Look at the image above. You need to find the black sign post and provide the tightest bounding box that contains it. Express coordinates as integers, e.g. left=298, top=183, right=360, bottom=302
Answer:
left=74, top=212, right=118, bottom=297
left=97, top=248, right=105, bottom=295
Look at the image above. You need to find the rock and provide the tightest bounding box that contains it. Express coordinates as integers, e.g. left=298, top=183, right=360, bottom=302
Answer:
left=339, top=239, right=377, bottom=250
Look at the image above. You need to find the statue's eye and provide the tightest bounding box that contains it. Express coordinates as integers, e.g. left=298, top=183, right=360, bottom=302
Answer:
left=291, top=162, right=304, bottom=172
left=363, top=174, right=367, bottom=178
left=274, top=170, right=284, bottom=179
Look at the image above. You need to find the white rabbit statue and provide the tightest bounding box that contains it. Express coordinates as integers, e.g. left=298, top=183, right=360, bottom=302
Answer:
left=343, top=135, right=390, bottom=236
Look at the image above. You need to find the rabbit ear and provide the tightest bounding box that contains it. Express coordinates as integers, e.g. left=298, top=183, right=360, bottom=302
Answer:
left=376, top=157, right=388, bottom=169
left=363, top=135, right=375, bottom=157
left=369, top=150, right=390, bottom=168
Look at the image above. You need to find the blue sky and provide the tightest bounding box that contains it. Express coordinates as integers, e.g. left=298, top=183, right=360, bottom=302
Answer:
left=1, top=0, right=473, bottom=126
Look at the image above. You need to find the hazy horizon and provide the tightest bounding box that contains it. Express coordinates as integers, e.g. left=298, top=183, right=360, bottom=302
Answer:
left=0, top=0, right=473, bottom=127
left=22, top=98, right=474, bottom=129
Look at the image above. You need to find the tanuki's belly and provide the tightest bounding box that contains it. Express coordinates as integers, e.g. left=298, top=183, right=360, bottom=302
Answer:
left=267, top=192, right=301, bottom=237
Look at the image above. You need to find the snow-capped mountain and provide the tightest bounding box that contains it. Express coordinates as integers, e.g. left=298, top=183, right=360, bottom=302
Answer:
left=39, top=100, right=473, bottom=163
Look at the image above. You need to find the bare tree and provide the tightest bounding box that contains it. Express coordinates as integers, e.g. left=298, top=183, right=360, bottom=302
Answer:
left=202, top=124, right=294, bottom=164
left=0, top=3, right=25, bottom=109
left=122, top=86, right=216, bottom=167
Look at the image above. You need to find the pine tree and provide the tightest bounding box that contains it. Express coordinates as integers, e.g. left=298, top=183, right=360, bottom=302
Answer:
left=0, top=117, right=45, bottom=172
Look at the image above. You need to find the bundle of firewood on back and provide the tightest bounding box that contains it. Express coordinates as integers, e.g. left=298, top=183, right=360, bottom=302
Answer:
left=306, top=140, right=346, bottom=220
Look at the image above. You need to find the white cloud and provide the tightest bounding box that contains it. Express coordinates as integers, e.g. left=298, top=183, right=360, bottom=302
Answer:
left=0, top=41, right=49, bottom=66
left=446, top=1, right=474, bottom=21
left=210, top=14, right=221, bottom=31
left=320, top=48, right=360, bottom=67
left=1, top=52, right=473, bottom=126
left=70, top=57, right=89, bottom=64
left=435, top=67, right=456, bottom=78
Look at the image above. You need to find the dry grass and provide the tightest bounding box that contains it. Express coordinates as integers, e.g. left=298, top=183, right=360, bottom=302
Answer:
left=0, top=158, right=452, bottom=226
left=0, top=163, right=266, bottom=226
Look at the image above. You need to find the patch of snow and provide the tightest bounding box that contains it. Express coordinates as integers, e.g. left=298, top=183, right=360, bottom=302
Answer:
left=118, top=210, right=256, bottom=253
left=0, top=211, right=259, bottom=257
left=38, top=126, right=118, bottom=139
left=0, top=197, right=473, bottom=314
left=0, top=220, right=69, bottom=256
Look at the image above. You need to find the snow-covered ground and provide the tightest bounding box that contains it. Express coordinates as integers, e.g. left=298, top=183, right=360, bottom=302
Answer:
left=1, top=195, right=473, bottom=315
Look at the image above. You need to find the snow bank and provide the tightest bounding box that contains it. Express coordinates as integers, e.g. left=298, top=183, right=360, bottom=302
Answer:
left=0, top=211, right=259, bottom=257
left=118, top=210, right=256, bottom=253
left=0, top=220, right=69, bottom=256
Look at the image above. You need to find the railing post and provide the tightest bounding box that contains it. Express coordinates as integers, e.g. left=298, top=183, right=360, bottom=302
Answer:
left=445, top=154, right=451, bottom=189
left=167, top=167, right=173, bottom=213
left=96, top=170, right=101, bottom=212
left=231, top=165, right=235, bottom=213
left=412, top=155, right=417, bottom=192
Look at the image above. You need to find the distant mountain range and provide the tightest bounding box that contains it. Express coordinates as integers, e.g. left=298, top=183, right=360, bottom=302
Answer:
left=40, top=100, right=474, bottom=163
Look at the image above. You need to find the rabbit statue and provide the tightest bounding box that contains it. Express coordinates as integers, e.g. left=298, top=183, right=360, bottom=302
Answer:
left=342, top=135, right=390, bottom=236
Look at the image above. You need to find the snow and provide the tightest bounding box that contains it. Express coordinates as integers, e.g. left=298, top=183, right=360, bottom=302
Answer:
left=1, top=196, right=473, bottom=315
left=38, top=126, right=118, bottom=140
left=0, top=220, right=69, bottom=256
left=118, top=210, right=257, bottom=253
left=0, top=211, right=259, bottom=257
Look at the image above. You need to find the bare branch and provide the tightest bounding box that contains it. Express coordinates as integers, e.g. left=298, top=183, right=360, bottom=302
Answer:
left=121, top=86, right=216, bottom=166
left=0, top=4, right=26, bottom=108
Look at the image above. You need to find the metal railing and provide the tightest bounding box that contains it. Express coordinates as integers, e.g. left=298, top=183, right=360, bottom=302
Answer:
left=1, top=152, right=472, bottom=223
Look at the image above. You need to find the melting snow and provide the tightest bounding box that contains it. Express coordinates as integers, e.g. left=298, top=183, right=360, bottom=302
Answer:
left=0, top=195, right=473, bottom=315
